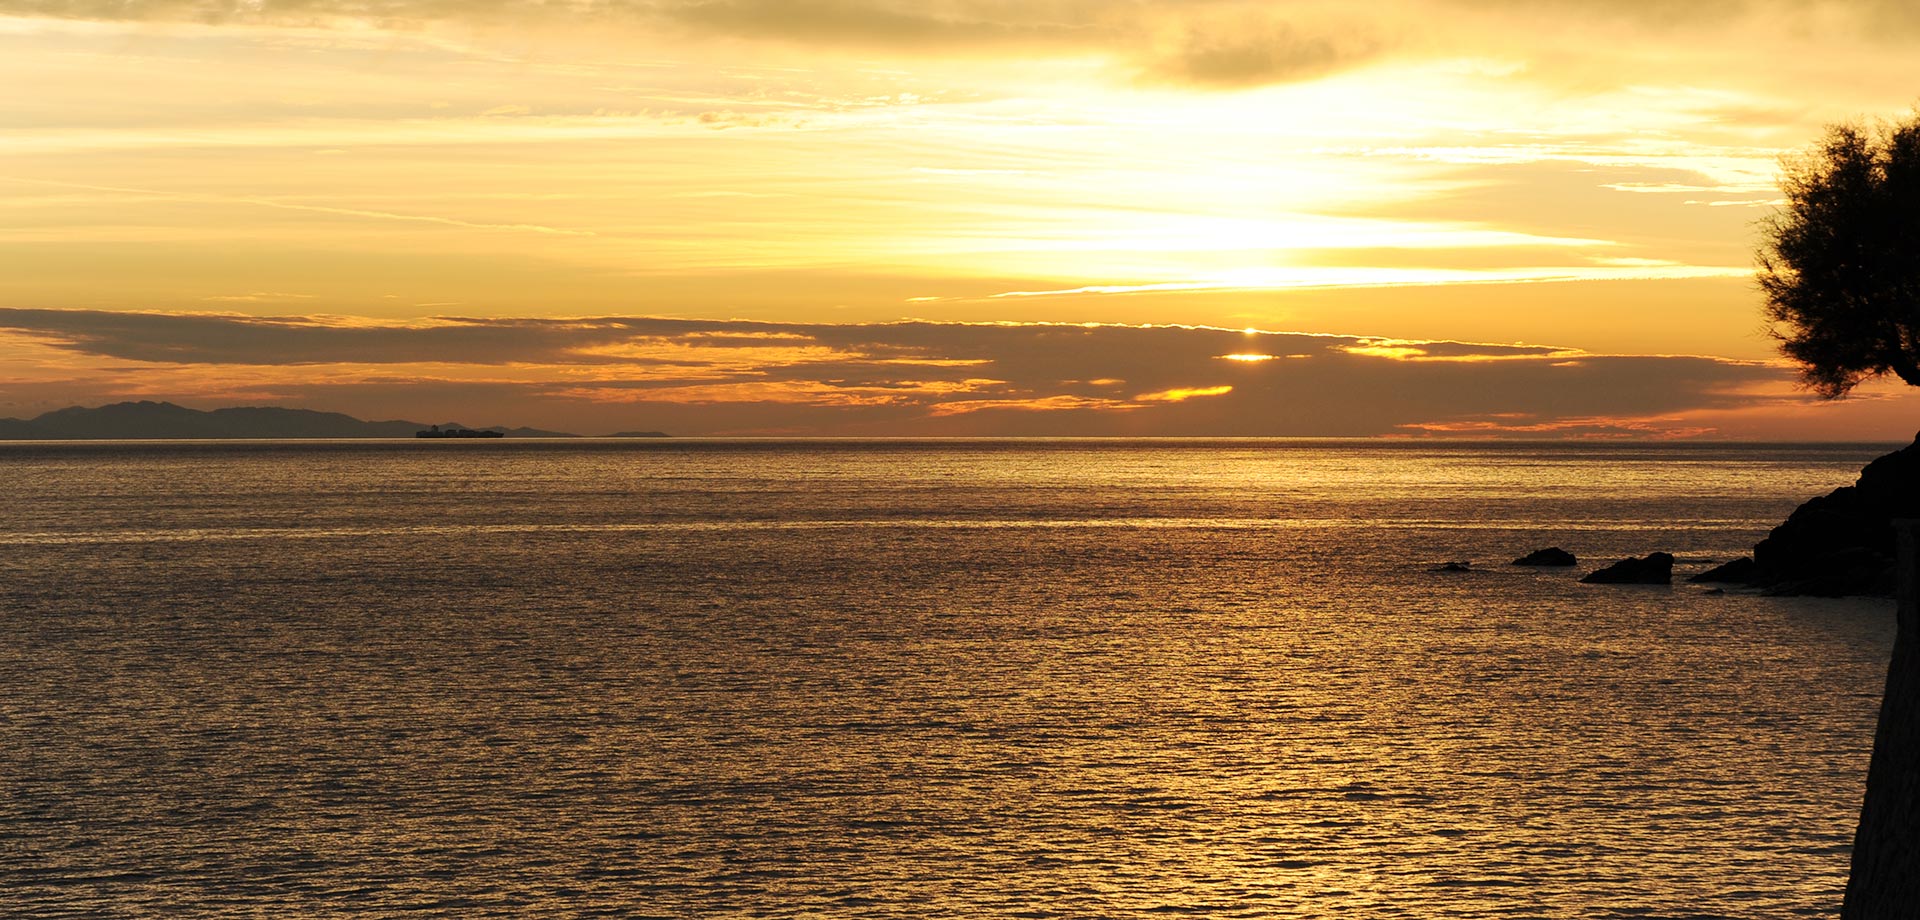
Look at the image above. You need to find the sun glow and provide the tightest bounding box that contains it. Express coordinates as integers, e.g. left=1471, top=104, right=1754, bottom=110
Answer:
left=0, top=13, right=1798, bottom=331
left=5, top=3, right=1920, bottom=437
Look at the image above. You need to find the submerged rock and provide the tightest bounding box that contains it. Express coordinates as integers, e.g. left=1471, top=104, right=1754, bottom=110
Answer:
left=1581, top=552, right=1674, bottom=585
left=1512, top=547, right=1577, bottom=566
left=1433, top=561, right=1472, bottom=573
left=1689, top=556, right=1759, bottom=584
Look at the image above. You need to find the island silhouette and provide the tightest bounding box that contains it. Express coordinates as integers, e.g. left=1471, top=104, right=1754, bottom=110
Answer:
left=0, top=401, right=667, bottom=440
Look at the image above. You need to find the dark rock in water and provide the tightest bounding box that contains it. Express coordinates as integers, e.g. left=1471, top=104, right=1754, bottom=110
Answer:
left=1689, top=556, right=1759, bottom=584
left=1433, top=561, right=1472, bottom=573
left=1701, top=587, right=1725, bottom=596
left=1748, top=432, right=1920, bottom=597
left=1581, top=552, right=1674, bottom=584
left=1512, top=547, right=1577, bottom=566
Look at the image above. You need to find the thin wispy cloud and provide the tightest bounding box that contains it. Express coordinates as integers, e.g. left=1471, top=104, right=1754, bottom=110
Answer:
left=6, top=0, right=1913, bottom=97
left=4, top=178, right=595, bottom=237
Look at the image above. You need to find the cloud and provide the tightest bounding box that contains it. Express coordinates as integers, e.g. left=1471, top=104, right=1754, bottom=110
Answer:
left=4, top=0, right=1910, bottom=92
left=1453, top=0, right=1753, bottom=24
left=1135, top=384, right=1233, bottom=402
left=0, top=308, right=1803, bottom=436
left=1, top=0, right=1384, bottom=87
left=656, top=0, right=1111, bottom=47
left=1139, top=9, right=1384, bottom=88
left=0, top=0, right=1134, bottom=41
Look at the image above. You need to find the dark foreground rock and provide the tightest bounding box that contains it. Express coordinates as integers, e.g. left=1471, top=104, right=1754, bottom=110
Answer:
left=1581, top=552, right=1674, bottom=584
left=1689, top=557, right=1759, bottom=584
left=1748, top=433, right=1920, bottom=597
left=1761, top=546, right=1898, bottom=598
left=1512, top=547, right=1577, bottom=566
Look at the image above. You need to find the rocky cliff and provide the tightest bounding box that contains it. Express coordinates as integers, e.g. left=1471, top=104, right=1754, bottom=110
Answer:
left=1725, top=435, right=1920, bottom=596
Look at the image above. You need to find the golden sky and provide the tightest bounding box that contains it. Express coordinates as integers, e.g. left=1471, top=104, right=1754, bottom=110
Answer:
left=3, top=1, right=1920, bottom=436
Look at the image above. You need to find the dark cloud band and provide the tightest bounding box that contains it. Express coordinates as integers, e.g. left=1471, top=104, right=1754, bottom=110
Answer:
left=0, top=307, right=1791, bottom=436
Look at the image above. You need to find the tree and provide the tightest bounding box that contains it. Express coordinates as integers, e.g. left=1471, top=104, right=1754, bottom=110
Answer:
left=1758, top=115, right=1920, bottom=398
left=1760, top=113, right=1920, bottom=919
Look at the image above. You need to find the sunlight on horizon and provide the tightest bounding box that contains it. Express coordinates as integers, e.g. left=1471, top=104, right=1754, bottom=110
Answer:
left=3, top=1, right=1919, bottom=436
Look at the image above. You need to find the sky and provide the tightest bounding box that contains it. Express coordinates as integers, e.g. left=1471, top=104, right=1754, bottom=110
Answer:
left=2, top=0, right=1919, bottom=437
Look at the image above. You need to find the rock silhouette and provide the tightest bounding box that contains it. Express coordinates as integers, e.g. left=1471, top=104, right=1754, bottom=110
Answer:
left=1737, top=433, right=1920, bottom=597
left=1512, top=547, right=1577, bottom=566
left=1689, top=557, right=1759, bottom=584
left=1581, top=552, right=1673, bottom=584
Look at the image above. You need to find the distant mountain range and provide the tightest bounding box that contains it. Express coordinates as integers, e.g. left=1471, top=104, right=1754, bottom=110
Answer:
left=0, top=401, right=668, bottom=440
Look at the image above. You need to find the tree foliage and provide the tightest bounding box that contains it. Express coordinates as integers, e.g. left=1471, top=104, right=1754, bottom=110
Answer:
left=1758, top=114, right=1920, bottom=398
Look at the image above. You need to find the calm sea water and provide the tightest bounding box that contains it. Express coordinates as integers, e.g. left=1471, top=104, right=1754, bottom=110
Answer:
left=0, top=439, right=1901, bottom=918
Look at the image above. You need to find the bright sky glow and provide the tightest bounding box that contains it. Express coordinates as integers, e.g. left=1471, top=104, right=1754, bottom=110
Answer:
left=4, top=1, right=1920, bottom=436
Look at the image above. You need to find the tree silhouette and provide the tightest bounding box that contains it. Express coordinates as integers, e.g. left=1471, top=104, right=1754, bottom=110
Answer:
left=1759, top=116, right=1920, bottom=398
left=1761, top=114, right=1920, bottom=919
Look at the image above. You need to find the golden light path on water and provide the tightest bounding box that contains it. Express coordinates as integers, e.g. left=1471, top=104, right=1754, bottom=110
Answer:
left=0, top=439, right=1895, bottom=916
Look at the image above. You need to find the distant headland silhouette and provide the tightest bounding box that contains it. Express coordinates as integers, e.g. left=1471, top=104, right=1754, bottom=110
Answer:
left=0, top=401, right=667, bottom=440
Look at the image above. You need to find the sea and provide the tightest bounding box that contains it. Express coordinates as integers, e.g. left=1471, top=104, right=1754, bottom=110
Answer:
left=0, top=439, right=1902, bottom=918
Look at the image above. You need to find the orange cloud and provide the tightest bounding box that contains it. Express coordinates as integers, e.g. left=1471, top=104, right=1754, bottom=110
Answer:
left=928, top=395, right=1131, bottom=416
left=1134, top=385, right=1233, bottom=402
